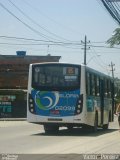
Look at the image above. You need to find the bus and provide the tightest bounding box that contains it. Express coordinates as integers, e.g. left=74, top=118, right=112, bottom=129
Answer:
left=27, top=62, right=114, bottom=133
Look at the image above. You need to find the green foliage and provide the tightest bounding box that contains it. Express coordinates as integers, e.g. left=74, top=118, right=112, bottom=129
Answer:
left=107, top=28, right=120, bottom=47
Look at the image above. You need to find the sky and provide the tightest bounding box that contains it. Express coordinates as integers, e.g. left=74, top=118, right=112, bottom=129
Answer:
left=0, top=0, right=119, bottom=78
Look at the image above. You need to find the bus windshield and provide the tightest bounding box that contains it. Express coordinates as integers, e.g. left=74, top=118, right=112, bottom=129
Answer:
left=32, top=64, right=80, bottom=90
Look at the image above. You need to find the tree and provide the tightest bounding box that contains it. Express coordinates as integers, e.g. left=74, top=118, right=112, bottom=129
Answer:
left=107, top=28, right=120, bottom=47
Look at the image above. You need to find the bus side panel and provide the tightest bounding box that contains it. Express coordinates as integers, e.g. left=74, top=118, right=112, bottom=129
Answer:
left=27, top=64, right=37, bottom=122
left=84, top=67, right=114, bottom=128
left=73, top=65, right=87, bottom=125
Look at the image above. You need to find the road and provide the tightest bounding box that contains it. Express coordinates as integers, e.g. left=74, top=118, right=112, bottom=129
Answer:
left=0, top=116, right=120, bottom=158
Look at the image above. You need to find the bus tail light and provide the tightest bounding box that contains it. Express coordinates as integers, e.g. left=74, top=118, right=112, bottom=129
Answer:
left=29, top=94, right=35, bottom=114
left=77, top=110, right=80, bottom=114
left=75, top=94, right=83, bottom=115
left=78, top=105, right=81, bottom=108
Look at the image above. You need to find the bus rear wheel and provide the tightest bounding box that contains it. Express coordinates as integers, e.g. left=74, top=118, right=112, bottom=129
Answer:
left=103, top=112, right=110, bottom=130
left=91, top=113, right=98, bottom=132
left=67, top=125, right=73, bottom=130
left=103, top=123, right=109, bottom=130
left=44, top=124, right=59, bottom=134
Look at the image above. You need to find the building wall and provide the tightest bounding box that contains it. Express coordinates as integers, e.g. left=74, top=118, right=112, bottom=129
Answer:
left=0, top=90, right=27, bottom=118
left=0, top=54, right=61, bottom=89
left=0, top=54, right=61, bottom=118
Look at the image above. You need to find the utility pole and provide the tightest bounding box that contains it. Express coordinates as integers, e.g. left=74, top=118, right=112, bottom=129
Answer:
left=81, top=35, right=90, bottom=65
left=109, top=61, right=115, bottom=79
left=84, top=35, right=87, bottom=65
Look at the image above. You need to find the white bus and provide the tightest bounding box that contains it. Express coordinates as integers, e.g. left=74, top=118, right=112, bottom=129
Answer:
left=27, top=62, right=114, bottom=133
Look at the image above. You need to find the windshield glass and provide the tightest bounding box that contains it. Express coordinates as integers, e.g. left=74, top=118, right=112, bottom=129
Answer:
left=32, top=64, right=80, bottom=91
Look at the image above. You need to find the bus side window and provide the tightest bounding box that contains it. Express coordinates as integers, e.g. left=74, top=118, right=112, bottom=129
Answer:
left=96, top=76, right=100, bottom=96
left=86, top=73, right=100, bottom=97
left=91, top=74, right=95, bottom=96
left=104, top=78, right=108, bottom=97
left=89, top=73, right=93, bottom=95
left=94, top=75, right=98, bottom=96
left=86, top=72, right=90, bottom=95
left=106, top=79, right=109, bottom=98
left=108, top=80, right=111, bottom=98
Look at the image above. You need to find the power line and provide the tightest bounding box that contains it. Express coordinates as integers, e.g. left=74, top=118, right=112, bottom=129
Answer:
left=7, top=0, right=72, bottom=42
left=0, top=35, right=66, bottom=44
left=1, top=35, right=120, bottom=50
left=0, top=1, right=60, bottom=41
left=0, top=35, right=52, bottom=43
left=109, top=61, right=115, bottom=79
left=89, top=47, right=110, bottom=73
left=0, top=42, right=81, bottom=46
left=0, top=35, right=114, bottom=45
left=88, top=43, right=120, bottom=49
left=0, top=35, right=84, bottom=51
left=23, top=0, right=82, bottom=36
left=100, top=0, right=120, bottom=25
left=0, top=35, right=83, bottom=46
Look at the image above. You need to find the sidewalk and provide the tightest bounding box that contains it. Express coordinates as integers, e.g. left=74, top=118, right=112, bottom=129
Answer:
left=0, top=118, right=26, bottom=121
left=0, top=119, right=27, bottom=128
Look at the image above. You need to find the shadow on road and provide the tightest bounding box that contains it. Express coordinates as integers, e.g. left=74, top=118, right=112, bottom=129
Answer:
left=32, top=127, right=118, bottom=137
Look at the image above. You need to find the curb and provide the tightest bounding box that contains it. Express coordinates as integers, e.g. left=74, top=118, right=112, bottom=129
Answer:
left=0, top=118, right=27, bottom=121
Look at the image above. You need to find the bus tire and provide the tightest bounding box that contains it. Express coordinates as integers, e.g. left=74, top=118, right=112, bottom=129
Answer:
left=44, top=124, right=59, bottom=134
left=103, top=115, right=109, bottom=130
left=91, top=113, right=98, bottom=132
left=67, top=125, right=73, bottom=130
left=103, top=123, right=109, bottom=130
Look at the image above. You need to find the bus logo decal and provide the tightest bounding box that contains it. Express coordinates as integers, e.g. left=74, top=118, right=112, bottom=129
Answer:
left=35, top=91, right=59, bottom=110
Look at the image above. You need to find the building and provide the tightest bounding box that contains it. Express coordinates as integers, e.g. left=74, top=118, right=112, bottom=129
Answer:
left=0, top=52, right=61, bottom=89
left=0, top=51, right=61, bottom=118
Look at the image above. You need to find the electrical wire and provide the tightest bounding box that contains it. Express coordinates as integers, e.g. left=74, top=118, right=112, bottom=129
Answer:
left=89, top=47, right=111, bottom=75
left=23, top=0, right=82, bottom=36
left=100, top=0, right=120, bottom=25
left=1, top=35, right=120, bottom=50
left=0, top=2, right=62, bottom=41
left=7, top=0, right=73, bottom=42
